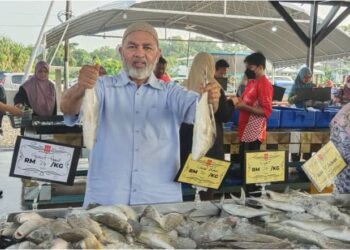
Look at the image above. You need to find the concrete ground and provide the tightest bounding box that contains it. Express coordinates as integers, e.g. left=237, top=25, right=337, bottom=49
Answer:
left=0, top=150, right=23, bottom=217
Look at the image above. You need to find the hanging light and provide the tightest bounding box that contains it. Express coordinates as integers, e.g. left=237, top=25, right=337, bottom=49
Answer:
left=271, top=25, right=277, bottom=32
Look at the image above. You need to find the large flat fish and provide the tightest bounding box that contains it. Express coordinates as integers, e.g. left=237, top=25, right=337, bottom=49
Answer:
left=82, top=88, right=99, bottom=150
left=191, top=92, right=216, bottom=160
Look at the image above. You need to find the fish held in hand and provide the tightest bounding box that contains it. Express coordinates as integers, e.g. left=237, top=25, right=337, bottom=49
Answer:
left=82, top=88, right=99, bottom=150
left=191, top=92, right=216, bottom=161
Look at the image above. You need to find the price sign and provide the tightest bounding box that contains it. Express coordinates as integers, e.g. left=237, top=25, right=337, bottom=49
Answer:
left=10, top=136, right=81, bottom=185
left=302, top=141, right=346, bottom=192
left=245, top=150, right=287, bottom=184
left=176, top=154, right=230, bottom=189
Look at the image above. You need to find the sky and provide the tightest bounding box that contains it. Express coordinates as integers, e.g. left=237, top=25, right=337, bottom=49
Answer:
left=0, top=0, right=349, bottom=52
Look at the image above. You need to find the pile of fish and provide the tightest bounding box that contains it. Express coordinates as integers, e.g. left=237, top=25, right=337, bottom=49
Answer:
left=1, top=189, right=350, bottom=249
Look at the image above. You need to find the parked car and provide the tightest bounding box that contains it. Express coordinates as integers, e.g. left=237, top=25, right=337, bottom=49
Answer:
left=0, top=71, right=8, bottom=85
left=273, top=76, right=294, bottom=95
left=2, top=73, right=29, bottom=91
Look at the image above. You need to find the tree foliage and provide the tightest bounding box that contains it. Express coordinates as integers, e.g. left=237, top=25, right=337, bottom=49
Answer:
left=0, top=37, right=32, bottom=72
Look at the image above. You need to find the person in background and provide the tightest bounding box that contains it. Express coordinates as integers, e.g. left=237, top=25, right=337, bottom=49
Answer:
left=60, top=22, right=220, bottom=206
left=154, top=55, right=171, bottom=83
left=180, top=52, right=235, bottom=200
left=288, top=66, right=315, bottom=108
left=214, top=59, right=230, bottom=79
left=333, top=75, right=350, bottom=106
left=231, top=52, right=273, bottom=196
left=330, top=102, right=350, bottom=193
left=14, top=61, right=57, bottom=117
left=0, top=100, right=22, bottom=198
left=236, top=74, right=248, bottom=97
left=0, top=84, right=6, bottom=136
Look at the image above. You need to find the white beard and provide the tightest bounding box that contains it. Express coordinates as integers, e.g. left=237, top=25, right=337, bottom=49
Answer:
left=122, top=56, right=156, bottom=80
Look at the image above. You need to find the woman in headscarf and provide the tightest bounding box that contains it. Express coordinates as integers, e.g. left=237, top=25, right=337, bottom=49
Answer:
left=334, top=75, right=350, bottom=106
left=14, top=61, right=57, bottom=116
left=288, top=66, right=315, bottom=108
left=330, top=102, right=350, bottom=193
left=180, top=52, right=235, bottom=200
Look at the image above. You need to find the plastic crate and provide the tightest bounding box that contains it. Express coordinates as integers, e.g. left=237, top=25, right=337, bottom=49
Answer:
left=229, top=109, right=280, bottom=129
left=276, top=106, right=316, bottom=128
left=267, top=109, right=280, bottom=128
left=8, top=109, right=32, bottom=128
left=314, top=108, right=338, bottom=128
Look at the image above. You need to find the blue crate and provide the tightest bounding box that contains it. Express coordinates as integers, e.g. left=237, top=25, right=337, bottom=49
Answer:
left=229, top=109, right=280, bottom=128
left=275, top=106, right=316, bottom=128
left=267, top=109, right=280, bottom=128
left=314, top=108, right=338, bottom=128
left=229, top=109, right=240, bottom=126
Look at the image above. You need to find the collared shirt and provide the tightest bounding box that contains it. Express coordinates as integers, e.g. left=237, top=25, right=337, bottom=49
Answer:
left=65, top=70, right=198, bottom=206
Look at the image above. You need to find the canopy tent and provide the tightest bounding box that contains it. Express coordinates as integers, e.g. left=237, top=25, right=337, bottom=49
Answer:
left=44, top=0, right=350, bottom=68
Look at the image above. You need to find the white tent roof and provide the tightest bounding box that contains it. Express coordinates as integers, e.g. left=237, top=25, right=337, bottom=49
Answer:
left=44, top=0, right=350, bottom=67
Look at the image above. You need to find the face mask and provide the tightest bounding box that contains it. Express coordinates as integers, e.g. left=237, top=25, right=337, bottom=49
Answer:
left=245, top=68, right=256, bottom=80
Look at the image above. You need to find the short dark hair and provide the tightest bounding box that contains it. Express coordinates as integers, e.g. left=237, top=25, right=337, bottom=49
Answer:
left=244, top=52, right=266, bottom=69
left=158, top=56, right=167, bottom=65
left=215, top=59, right=229, bottom=70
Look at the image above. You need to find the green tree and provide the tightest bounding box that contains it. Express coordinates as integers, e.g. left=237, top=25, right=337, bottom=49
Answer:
left=0, top=37, right=32, bottom=72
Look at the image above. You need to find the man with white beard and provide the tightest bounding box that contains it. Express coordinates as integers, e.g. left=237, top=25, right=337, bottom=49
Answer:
left=61, top=22, right=221, bottom=206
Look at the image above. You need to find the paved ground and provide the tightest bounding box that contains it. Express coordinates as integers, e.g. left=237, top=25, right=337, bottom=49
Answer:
left=0, top=118, right=23, bottom=218
left=0, top=150, right=23, bottom=218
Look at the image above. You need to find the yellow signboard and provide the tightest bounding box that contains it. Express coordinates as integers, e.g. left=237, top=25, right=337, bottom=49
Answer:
left=245, top=151, right=286, bottom=184
left=177, top=154, right=231, bottom=189
left=302, top=141, right=346, bottom=192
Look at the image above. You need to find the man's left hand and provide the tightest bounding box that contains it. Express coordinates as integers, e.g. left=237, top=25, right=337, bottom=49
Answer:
left=203, top=82, right=221, bottom=112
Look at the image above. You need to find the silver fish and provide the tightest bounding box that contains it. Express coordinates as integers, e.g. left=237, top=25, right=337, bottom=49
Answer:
left=283, top=219, right=350, bottom=242
left=13, top=218, right=48, bottom=239
left=191, top=92, right=216, bottom=160
left=190, top=216, right=236, bottom=244
left=82, top=88, right=99, bottom=150
left=248, top=197, right=305, bottom=213
left=92, top=212, right=133, bottom=234
left=67, top=214, right=107, bottom=243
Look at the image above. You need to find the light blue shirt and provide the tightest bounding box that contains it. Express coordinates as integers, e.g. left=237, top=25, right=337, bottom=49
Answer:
left=65, top=70, right=198, bottom=206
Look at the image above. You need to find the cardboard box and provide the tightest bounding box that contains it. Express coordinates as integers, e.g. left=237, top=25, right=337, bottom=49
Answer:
left=301, top=132, right=312, bottom=143
left=290, top=131, right=301, bottom=143
left=300, top=143, right=311, bottom=153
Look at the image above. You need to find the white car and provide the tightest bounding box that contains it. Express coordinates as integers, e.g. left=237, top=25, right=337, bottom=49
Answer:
left=2, top=73, right=29, bottom=91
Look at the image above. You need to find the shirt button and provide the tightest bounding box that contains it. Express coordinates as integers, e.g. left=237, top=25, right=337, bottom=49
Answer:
left=135, top=130, right=140, bottom=133
left=134, top=169, right=138, bottom=172
left=135, top=111, right=139, bottom=114
left=133, top=189, right=136, bottom=192
left=135, top=148, right=139, bottom=152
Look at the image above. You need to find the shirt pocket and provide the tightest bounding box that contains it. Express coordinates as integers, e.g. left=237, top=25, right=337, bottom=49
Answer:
left=146, top=105, right=172, bottom=141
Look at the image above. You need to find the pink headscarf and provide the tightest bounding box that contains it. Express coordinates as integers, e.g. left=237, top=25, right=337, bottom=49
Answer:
left=22, top=61, right=56, bottom=116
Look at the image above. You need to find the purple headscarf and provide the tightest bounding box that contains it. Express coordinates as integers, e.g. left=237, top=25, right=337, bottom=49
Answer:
left=22, top=61, right=56, bottom=116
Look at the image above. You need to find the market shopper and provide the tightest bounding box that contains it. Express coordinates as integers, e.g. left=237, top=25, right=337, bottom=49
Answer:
left=330, top=102, right=350, bottom=193
left=14, top=61, right=57, bottom=116
left=333, top=75, right=350, bottom=106
left=288, top=66, right=315, bottom=108
left=231, top=52, right=273, bottom=195
left=180, top=52, right=235, bottom=200
left=61, top=22, right=221, bottom=206
left=214, top=59, right=230, bottom=79
left=153, top=55, right=171, bottom=83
